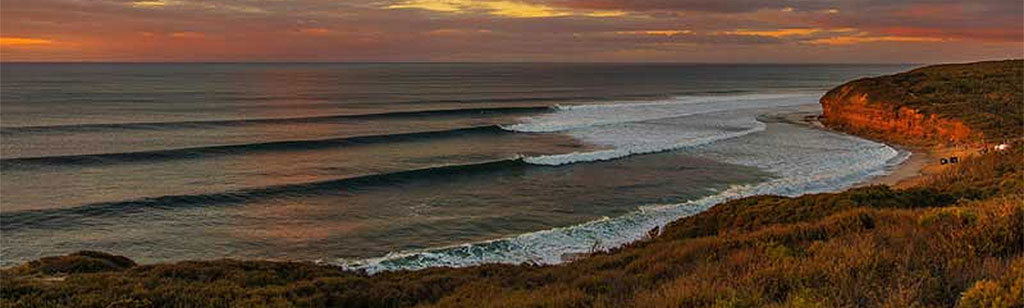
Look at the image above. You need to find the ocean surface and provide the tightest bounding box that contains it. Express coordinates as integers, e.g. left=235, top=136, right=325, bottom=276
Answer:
left=0, top=63, right=914, bottom=270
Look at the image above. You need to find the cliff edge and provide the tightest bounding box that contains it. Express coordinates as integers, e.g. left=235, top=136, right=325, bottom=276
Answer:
left=3, top=61, right=1022, bottom=308
left=821, top=60, right=1022, bottom=146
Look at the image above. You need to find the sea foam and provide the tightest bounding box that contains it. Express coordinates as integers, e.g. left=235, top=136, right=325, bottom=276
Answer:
left=503, top=93, right=818, bottom=133
left=517, top=94, right=814, bottom=165
left=333, top=93, right=908, bottom=274
left=524, top=121, right=767, bottom=166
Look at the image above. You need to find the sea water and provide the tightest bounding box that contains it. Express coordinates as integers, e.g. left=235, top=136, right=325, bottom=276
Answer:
left=0, top=63, right=912, bottom=268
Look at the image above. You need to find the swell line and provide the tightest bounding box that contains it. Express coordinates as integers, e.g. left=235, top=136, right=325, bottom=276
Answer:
left=1, top=125, right=510, bottom=169
left=522, top=121, right=767, bottom=166
left=0, top=106, right=551, bottom=134
left=0, top=158, right=529, bottom=232
left=335, top=134, right=906, bottom=274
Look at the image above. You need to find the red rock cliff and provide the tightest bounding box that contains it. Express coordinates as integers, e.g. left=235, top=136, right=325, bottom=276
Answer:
left=819, top=82, right=981, bottom=147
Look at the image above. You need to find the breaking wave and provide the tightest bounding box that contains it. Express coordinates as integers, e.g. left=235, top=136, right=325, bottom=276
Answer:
left=503, top=93, right=817, bottom=133
left=511, top=93, right=816, bottom=165
left=524, top=121, right=766, bottom=166
left=332, top=94, right=909, bottom=274
left=335, top=143, right=904, bottom=274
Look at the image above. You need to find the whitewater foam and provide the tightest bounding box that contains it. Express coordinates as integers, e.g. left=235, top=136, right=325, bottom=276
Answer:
left=510, top=94, right=815, bottom=165
left=503, top=93, right=818, bottom=133
left=524, top=121, right=766, bottom=166
left=332, top=94, right=908, bottom=274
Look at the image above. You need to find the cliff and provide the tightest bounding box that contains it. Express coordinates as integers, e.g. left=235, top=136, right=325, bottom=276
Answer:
left=2, top=61, right=1022, bottom=308
left=820, top=60, right=1022, bottom=146
left=820, top=84, right=979, bottom=145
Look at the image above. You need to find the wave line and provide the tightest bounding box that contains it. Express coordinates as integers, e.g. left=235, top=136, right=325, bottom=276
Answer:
left=1, top=126, right=510, bottom=169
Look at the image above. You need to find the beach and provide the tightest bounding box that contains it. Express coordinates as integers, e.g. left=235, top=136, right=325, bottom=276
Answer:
left=764, top=104, right=943, bottom=189
left=1, top=64, right=913, bottom=268
left=2, top=60, right=1020, bottom=308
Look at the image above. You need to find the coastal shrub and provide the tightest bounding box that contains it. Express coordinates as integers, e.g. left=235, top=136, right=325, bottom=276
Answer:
left=3, top=251, right=136, bottom=277
left=956, top=258, right=1024, bottom=308
left=841, top=60, right=1023, bottom=142
left=2, top=60, right=1022, bottom=307
left=3, top=153, right=1021, bottom=308
left=4, top=190, right=1020, bottom=307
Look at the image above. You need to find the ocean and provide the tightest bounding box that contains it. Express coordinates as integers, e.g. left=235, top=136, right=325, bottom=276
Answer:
left=0, top=63, right=914, bottom=270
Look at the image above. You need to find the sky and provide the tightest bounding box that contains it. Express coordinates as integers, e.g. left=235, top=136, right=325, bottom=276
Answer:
left=1, top=0, right=1021, bottom=62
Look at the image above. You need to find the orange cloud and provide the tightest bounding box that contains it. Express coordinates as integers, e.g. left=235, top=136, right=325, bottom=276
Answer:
left=719, top=28, right=855, bottom=38
left=299, top=28, right=331, bottom=35
left=131, top=0, right=170, bottom=8
left=169, top=32, right=206, bottom=39
left=615, top=30, right=693, bottom=36
left=874, top=27, right=1018, bottom=43
left=387, top=0, right=624, bottom=18
left=713, top=27, right=948, bottom=45
left=388, top=0, right=563, bottom=17
left=808, top=35, right=944, bottom=45
left=427, top=29, right=494, bottom=36
left=0, top=37, right=55, bottom=46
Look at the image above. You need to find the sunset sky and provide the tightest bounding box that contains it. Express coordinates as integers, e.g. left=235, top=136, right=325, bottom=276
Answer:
left=1, top=0, right=1021, bottom=62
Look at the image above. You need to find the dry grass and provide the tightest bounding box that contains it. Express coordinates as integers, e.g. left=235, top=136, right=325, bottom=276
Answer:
left=2, top=61, right=1022, bottom=307
left=2, top=149, right=1021, bottom=307
left=828, top=59, right=1022, bottom=142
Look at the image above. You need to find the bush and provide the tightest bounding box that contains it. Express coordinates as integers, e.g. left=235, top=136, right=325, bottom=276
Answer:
left=2, top=60, right=1022, bottom=307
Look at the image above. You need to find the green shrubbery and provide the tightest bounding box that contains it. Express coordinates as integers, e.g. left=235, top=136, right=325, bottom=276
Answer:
left=838, top=60, right=1022, bottom=142
left=2, top=60, right=1022, bottom=307
left=3, top=152, right=1020, bottom=307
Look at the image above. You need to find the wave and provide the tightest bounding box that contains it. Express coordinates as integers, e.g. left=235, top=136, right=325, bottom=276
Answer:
left=332, top=109, right=908, bottom=274
left=503, top=93, right=818, bottom=133
left=523, top=121, right=766, bottom=165
left=334, top=149, right=906, bottom=274
left=217, top=94, right=645, bottom=105
left=1, top=126, right=510, bottom=169
left=0, top=107, right=551, bottom=134
left=508, top=93, right=814, bottom=165
left=0, top=158, right=529, bottom=232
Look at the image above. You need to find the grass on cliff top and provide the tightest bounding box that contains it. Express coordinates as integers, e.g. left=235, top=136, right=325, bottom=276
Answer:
left=3, top=60, right=1023, bottom=307
left=833, top=59, right=1023, bottom=142
left=2, top=146, right=1022, bottom=308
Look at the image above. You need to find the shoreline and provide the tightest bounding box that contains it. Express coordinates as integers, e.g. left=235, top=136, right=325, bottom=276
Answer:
left=763, top=104, right=934, bottom=188
left=0, top=106, right=944, bottom=272
left=5, top=60, right=1018, bottom=308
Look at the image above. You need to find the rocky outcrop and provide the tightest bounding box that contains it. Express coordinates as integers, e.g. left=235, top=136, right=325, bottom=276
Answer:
left=820, top=81, right=981, bottom=146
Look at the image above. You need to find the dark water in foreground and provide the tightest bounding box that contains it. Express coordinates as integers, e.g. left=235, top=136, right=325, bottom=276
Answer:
left=0, top=63, right=913, bottom=269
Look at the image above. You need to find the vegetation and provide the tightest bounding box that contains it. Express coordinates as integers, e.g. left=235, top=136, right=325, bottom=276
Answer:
left=2, top=60, right=1022, bottom=307
left=2, top=162, right=1020, bottom=307
left=827, top=59, right=1022, bottom=142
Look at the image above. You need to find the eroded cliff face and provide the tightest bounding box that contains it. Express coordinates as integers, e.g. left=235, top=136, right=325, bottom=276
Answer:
left=820, top=83, right=981, bottom=146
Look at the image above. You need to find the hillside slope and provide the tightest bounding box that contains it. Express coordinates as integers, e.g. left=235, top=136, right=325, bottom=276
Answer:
left=2, top=60, right=1023, bottom=308
left=820, top=60, right=1022, bottom=146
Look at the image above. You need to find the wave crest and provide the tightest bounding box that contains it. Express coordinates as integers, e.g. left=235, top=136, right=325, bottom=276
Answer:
left=503, top=93, right=817, bottom=133
left=333, top=93, right=908, bottom=274
left=523, top=121, right=766, bottom=166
